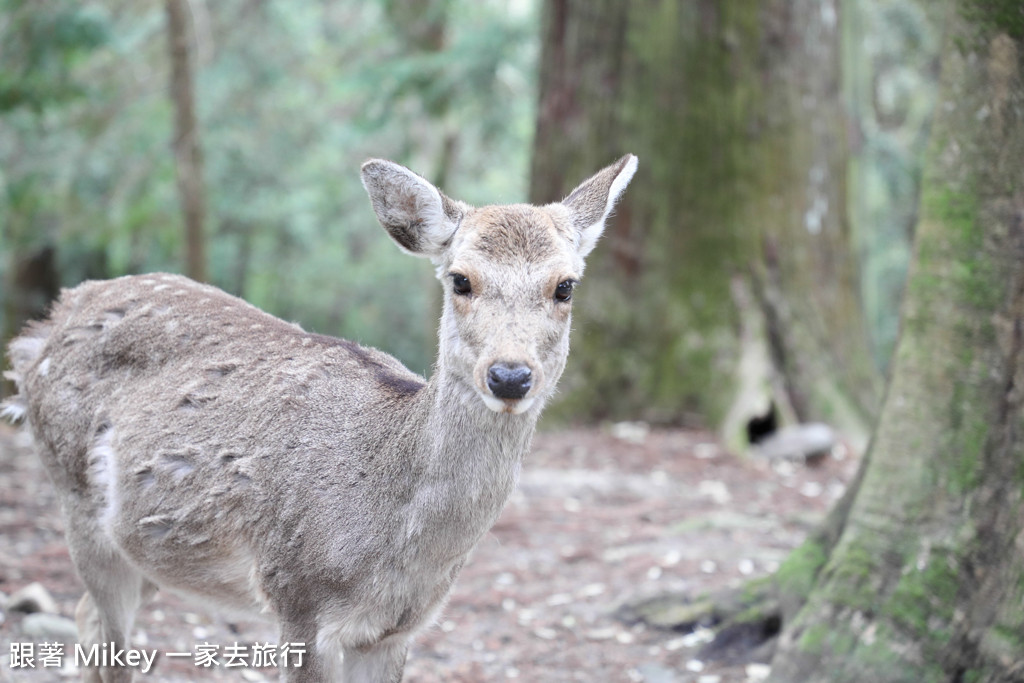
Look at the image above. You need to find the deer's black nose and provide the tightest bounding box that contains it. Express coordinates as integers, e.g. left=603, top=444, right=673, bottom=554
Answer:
left=487, top=363, right=533, bottom=400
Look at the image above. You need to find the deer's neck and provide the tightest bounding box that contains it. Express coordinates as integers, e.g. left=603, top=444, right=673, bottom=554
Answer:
left=405, top=368, right=539, bottom=545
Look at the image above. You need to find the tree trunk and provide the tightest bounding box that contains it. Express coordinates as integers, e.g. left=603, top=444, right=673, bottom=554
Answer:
left=166, top=0, right=207, bottom=283
left=770, top=4, right=1024, bottom=681
left=530, top=0, right=880, bottom=446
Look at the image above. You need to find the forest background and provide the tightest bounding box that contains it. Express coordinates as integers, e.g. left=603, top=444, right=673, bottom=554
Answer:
left=6, top=1, right=1024, bottom=682
left=0, top=0, right=933, bottom=437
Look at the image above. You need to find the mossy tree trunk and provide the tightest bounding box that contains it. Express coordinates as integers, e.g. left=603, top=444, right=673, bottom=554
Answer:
left=769, top=3, right=1024, bottom=681
left=530, top=0, right=880, bottom=445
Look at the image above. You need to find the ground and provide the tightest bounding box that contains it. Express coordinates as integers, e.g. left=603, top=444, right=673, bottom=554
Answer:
left=0, top=422, right=857, bottom=682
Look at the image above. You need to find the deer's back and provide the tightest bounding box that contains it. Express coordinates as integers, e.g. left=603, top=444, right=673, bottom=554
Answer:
left=16, top=273, right=428, bottom=609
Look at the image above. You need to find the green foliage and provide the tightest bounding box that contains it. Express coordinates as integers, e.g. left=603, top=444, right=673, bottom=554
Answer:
left=1, top=0, right=538, bottom=376
left=0, top=0, right=110, bottom=112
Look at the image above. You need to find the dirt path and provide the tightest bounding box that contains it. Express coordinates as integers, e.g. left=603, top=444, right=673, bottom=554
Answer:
left=0, top=423, right=857, bottom=682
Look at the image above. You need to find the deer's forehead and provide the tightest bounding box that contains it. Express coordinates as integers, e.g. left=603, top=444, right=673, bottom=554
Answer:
left=454, top=205, right=575, bottom=265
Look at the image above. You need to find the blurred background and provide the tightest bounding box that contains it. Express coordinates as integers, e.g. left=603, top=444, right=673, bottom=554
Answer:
left=0, top=0, right=939, bottom=446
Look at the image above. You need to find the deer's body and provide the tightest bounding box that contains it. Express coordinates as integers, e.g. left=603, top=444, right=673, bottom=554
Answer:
left=3, top=155, right=636, bottom=681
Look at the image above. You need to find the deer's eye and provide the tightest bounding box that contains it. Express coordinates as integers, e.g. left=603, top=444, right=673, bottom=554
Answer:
left=554, top=279, right=576, bottom=302
left=451, top=273, right=472, bottom=296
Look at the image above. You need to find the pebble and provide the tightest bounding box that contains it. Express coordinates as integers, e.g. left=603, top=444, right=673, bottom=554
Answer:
left=746, top=663, right=772, bottom=680
left=21, top=612, right=79, bottom=641
left=610, top=421, right=649, bottom=444
left=584, top=627, right=617, bottom=641
left=697, top=480, right=732, bottom=504
left=546, top=593, right=572, bottom=606
left=7, top=582, right=59, bottom=614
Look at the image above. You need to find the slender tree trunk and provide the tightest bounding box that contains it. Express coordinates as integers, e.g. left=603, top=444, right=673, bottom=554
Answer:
left=531, top=1, right=879, bottom=446
left=166, top=0, right=207, bottom=283
left=770, top=4, right=1024, bottom=680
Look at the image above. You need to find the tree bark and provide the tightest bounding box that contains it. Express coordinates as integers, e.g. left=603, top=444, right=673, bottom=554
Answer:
left=166, top=0, right=207, bottom=283
left=530, top=0, right=880, bottom=446
left=769, top=3, right=1024, bottom=680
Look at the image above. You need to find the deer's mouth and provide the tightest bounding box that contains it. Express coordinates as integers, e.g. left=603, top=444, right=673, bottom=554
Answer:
left=478, top=392, right=536, bottom=415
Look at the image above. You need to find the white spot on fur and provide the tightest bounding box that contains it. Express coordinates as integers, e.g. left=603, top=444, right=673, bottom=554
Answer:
left=0, top=400, right=27, bottom=423
left=38, top=357, right=51, bottom=377
left=153, top=284, right=171, bottom=292
left=141, top=279, right=157, bottom=285
left=9, top=335, right=46, bottom=369
left=88, top=428, right=120, bottom=535
left=163, top=457, right=194, bottom=481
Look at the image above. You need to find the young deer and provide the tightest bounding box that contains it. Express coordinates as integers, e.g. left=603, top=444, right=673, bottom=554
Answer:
left=2, top=154, right=637, bottom=682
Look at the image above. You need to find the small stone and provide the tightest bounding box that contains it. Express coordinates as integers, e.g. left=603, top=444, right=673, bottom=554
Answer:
left=610, top=421, right=649, bottom=444
left=21, top=612, right=79, bottom=641
left=546, top=593, right=572, bottom=606
left=694, top=443, right=718, bottom=459
left=8, top=582, right=59, bottom=614
left=533, top=627, right=558, bottom=640
left=585, top=627, right=617, bottom=641
left=698, top=480, right=732, bottom=504
left=800, top=481, right=823, bottom=498
left=746, top=663, right=772, bottom=680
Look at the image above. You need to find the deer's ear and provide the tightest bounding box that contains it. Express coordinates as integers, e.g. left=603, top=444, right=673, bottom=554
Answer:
left=562, top=154, right=638, bottom=259
left=361, top=159, right=464, bottom=259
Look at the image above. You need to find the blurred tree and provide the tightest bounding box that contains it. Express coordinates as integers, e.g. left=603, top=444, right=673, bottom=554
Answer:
left=0, top=0, right=538, bottom=384
left=767, top=3, right=1024, bottom=680
left=0, top=0, right=111, bottom=394
left=530, top=0, right=880, bottom=448
left=165, top=0, right=208, bottom=282
left=845, top=0, right=940, bottom=370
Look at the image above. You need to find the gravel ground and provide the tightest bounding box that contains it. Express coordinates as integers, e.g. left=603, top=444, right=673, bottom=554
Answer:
left=0, top=422, right=857, bottom=682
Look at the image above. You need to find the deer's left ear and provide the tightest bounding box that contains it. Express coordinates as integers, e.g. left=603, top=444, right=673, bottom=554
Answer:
left=361, top=159, right=465, bottom=260
left=562, top=154, right=638, bottom=259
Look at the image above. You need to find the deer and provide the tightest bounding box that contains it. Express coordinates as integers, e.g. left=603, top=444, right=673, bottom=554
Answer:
left=2, top=154, right=637, bottom=682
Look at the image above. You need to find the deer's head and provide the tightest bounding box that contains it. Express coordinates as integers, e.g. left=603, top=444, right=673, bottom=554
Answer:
left=362, top=155, right=637, bottom=415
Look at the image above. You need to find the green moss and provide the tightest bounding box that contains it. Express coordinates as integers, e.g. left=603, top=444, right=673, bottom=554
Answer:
left=775, top=539, right=829, bottom=600
left=961, top=670, right=983, bottom=683
left=797, top=623, right=830, bottom=654
left=825, top=541, right=883, bottom=610
left=884, top=555, right=958, bottom=643
left=960, top=0, right=1024, bottom=41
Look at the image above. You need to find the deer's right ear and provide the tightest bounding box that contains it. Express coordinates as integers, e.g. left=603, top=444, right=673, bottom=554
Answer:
left=361, top=159, right=464, bottom=259
left=562, top=154, right=638, bottom=259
